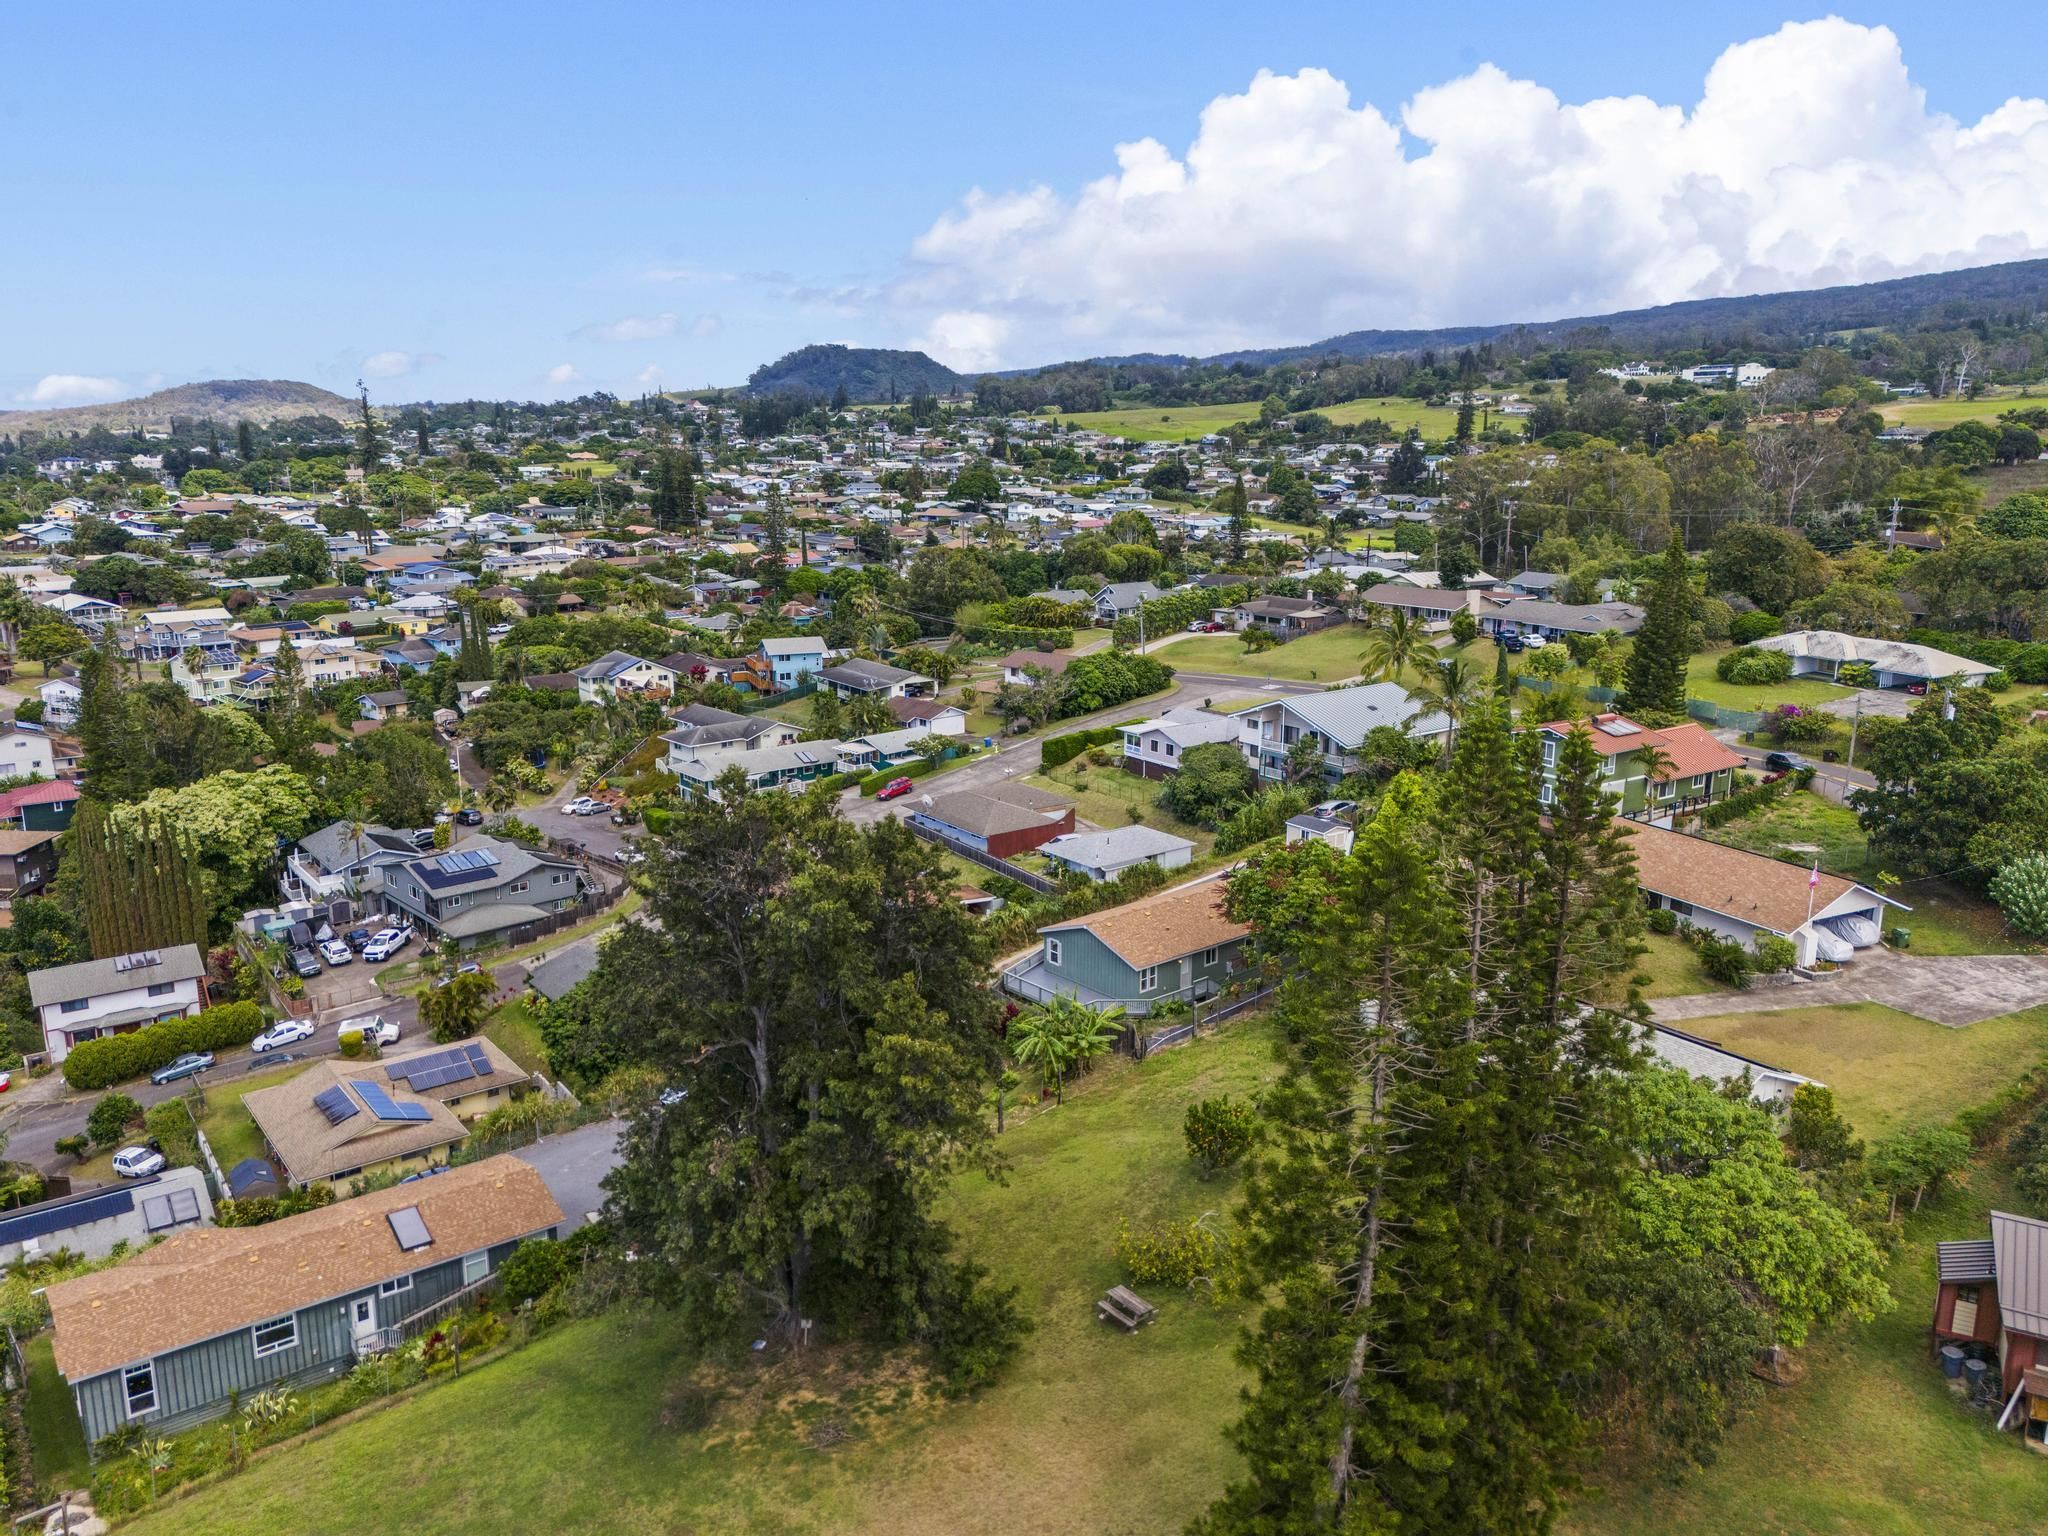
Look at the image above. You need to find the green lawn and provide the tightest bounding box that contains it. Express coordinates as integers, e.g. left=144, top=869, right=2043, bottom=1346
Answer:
left=1155, top=622, right=1371, bottom=681
left=1568, top=1162, right=2046, bottom=1536
left=1683, top=649, right=1854, bottom=711
left=1047, top=394, right=1461, bottom=443
left=177, top=1064, right=304, bottom=1171
left=129, top=1020, right=1285, bottom=1536
left=1664, top=1002, right=2048, bottom=1139
left=1877, top=388, right=2038, bottom=430
left=1702, top=793, right=2028, bottom=956
left=485, top=998, right=549, bottom=1076
left=1629, top=932, right=1728, bottom=999
left=24, top=1332, right=90, bottom=1495
left=1025, top=759, right=1217, bottom=859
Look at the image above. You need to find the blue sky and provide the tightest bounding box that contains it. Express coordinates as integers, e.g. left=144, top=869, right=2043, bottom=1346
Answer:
left=4, top=4, right=2046, bottom=407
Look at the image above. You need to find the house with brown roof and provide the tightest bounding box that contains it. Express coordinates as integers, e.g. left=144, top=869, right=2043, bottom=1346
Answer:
left=1618, top=820, right=1903, bottom=966
left=240, top=1045, right=532, bottom=1189
left=1528, top=714, right=1744, bottom=820
left=1001, top=875, right=1251, bottom=1016
left=1933, top=1209, right=2048, bottom=1440
left=46, top=1156, right=562, bottom=1442
left=912, top=783, right=1075, bottom=859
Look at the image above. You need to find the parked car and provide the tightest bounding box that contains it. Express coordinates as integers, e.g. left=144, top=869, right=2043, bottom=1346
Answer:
left=149, top=1052, right=215, bottom=1086
left=1500, top=634, right=1524, bottom=653
left=252, top=1018, right=316, bottom=1054
left=433, top=963, right=484, bottom=989
left=408, top=827, right=437, bottom=850
left=456, top=807, right=483, bottom=826
left=339, top=1013, right=401, bottom=1047
left=1311, top=799, right=1359, bottom=821
left=0, top=1070, right=12, bottom=1093
left=112, top=1147, right=167, bottom=1179
left=1520, top=633, right=1548, bottom=649
left=619, top=848, right=647, bottom=866
left=877, top=776, right=916, bottom=801
left=565, top=796, right=606, bottom=816
left=1763, top=751, right=1807, bottom=775
left=290, top=946, right=323, bottom=979
left=319, top=939, right=353, bottom=967
left=344, top=926, right=373, bottom=951
left=361, top=928, right=409, bottom=963
left=248, top=1052, right=300, bottom=1071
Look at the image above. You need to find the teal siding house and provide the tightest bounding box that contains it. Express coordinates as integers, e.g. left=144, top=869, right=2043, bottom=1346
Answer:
left=1002, top=877, right=1250, bottom=1016
left=47, top=1157, right=562, bottom=1447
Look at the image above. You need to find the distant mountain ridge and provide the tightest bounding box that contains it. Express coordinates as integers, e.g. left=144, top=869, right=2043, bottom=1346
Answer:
left=743, top=343, right=964, bottom=399
left=0, top=379, right=356, bottom=436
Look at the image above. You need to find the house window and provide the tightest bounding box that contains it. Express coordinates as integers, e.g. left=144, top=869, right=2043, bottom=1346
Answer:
left=509, top=880, right=527, bottom=894
left=1537, top=781, right=1554, bottom=806
left=251, top=1315, right=299, bottom=1358
left=124, top=1364, right=157, bottom=1419
left=1202, top=947, right=1219, bottom=966
left=59, top=998, right=89, bottom=1014
left=1667, top=899, right=1694, bottom=917
left=1541, top=738, right=1558, bottom=764
left=146, top=982, right=176, bottom=998
left=1138, top=965, right=1159, bottom=993
left=462, top=1252, right=489, bottom=1286
left=379, top=1275, right=414, bottom=1298
left=1045, top=937, right=1062, bottom=967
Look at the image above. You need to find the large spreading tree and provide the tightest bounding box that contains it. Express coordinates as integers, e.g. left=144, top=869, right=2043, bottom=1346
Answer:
left=589, top=774, right=1023, bottom=1377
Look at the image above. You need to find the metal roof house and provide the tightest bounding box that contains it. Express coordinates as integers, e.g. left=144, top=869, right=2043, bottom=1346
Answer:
left=0, top=1167, right=212, bottom=1267
left=46, top=1157, right=563, bottom=1444
left=1934, top=1210, right=2048, bottom=1433
left=1230, top=685, right=1450, bottom=783
left=1038, top=825, right=1194, bottom=883
left=1120, top=706, right=1240, bottom=780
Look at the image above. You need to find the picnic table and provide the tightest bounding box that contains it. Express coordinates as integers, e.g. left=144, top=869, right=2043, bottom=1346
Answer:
left=1096, top=1284, right=1157, bottom=1332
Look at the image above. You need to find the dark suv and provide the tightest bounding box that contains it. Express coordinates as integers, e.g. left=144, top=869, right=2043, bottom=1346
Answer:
left=290, top=946, right=323, bottom=979
left=1763, top=751, right=1806, bottom=775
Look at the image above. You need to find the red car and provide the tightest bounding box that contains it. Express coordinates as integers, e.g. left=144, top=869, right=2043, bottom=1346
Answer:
left=877, top=776, right=916, bottom=801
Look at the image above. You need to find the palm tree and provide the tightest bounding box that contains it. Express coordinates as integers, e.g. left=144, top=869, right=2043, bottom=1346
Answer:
left=1633, top=739, right=1679, bottom=812
left=1411, top=656, right=1483, bottom=765
left=1007, top=1008, right=1075, bottom=1105
left=1930, top=502, right=1977, bottom=549
left=1359, top=609, right=1424, bottom=683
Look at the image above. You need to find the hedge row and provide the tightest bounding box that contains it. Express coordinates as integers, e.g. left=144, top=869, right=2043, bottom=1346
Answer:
left=1903, top=629, right=2048, bottom=684
left=62, top=1001, right=268, bottom=1091
left=857, top=751, right=968, bottom=796
left=1111, top=584, right=1252, bottom=648
left=1041, top=725, right=1122, bottom=770
left=1696, top=765, right=1814, bottom=829
left=977, top=623, right=1074, bottom=652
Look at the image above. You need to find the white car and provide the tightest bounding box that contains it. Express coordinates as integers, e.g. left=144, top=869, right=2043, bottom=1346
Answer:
left=339, top=1014, right=401, bottom=1047
left=319, top=939, right=353, bottom=966
left=362, top=927, right=409, bottom=963
left=251, top=1017, right=317, bottom=1053
left=1520, top=632, right=1548, bottom=649
left=112, top=1147, right=166, bottom=1179
left=564, top=796, right=605, bottom=816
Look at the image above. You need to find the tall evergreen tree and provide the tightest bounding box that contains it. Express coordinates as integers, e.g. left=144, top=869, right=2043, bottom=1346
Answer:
left=235, top=418, right=255, bottom=461
left=1202, top=704, right=1646, bottom=1536
left=1226, top=474, right=1250, bottom=565
left=76, top=632, right=148, bottom=802
left=265, top=636, right=312, bottom=768
left=74, top=805, right=208, bottom=957
left=415, top=411, right=431, bottom=456
left=355, top=380, right=385, bottom=472
left=1620, top=533, right=1693, bottom=721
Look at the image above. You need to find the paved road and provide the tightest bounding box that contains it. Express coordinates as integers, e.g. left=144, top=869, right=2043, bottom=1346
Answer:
left=840, top=673, right=1325, bottom=827
left=1720, top=739, right=1876, bottom=804
left=510, top=1117, right=624, bottom=1230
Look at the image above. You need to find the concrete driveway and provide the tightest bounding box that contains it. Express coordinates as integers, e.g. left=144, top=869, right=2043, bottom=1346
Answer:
left=511, top=1117, right=624, bottom=1229
left=1651, top=949, right=2048, bottom=1028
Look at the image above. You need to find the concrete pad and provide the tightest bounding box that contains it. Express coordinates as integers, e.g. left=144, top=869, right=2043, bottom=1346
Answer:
left=1651, top=950, right=2048, bottom=1029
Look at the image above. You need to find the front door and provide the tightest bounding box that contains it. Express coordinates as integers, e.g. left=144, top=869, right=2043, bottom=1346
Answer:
left=351, top=1296, right=378, bottom=1350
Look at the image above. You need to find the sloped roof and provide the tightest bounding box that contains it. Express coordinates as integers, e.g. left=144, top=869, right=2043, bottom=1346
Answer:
left=243, top=1057, right=469, bottom=1184
left=26, top=944, right=206, bottom=1009
left=1040, top=877, right=1248, bottom=969
left=1617, top=822, right=1893, bottom=936
left=922, top=783, right=1072, bottom=839
left=47, top=1156, right=561, bottom=1380
left=1754, top=630, right=1996, bottom=678
left=1042, top=825, right=1194, bottom=868
left=1992, top=1209, right=2048, bottom=1337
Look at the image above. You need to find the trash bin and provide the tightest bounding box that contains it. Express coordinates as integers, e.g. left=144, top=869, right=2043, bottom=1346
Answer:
left=1964, top=1357, right=1989, bottom=1392
left=1889, top=927, right=1912, bottom=950
left=1940, top=1344, right=1966, bottom=1378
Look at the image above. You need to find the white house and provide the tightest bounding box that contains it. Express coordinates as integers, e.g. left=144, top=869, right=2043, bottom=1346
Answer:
left=1752, top=631, right=1997, bottom=690
left=759, top=637, right=828, bottom=690
left=0, top=721, right=56, bottom=781
left=1231, top=686, right=1448, bottom=782
left=573, top=652, right=679, bottom=703
left=28, top=945, right=209, bottom=1063
left=37, top=679, right=81, bottom=728
left=1038, top=825, right=1194, bottom=882
left=1119, top=707, right=1240, bottom=780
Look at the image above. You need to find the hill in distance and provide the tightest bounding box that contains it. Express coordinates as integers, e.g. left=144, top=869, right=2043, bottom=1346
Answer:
left=0, top=378, right=356, bottom=436
left=743, top=343, right=964, bottom=400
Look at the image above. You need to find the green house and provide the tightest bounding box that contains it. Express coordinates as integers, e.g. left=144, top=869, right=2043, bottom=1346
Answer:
left=1001, top=877, right=1251, bottom=1016
left=46, top=1157, right=562, bottom=1447
left=1530, top=714, right=1744, bottom=819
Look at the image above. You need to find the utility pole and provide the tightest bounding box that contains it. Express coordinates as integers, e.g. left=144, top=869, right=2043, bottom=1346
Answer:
left=1846, top=689, right=1862, bottom=769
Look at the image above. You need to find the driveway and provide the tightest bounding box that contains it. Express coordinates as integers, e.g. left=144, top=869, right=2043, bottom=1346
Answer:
left=522, top=784, right=640, bottom=862
left=1650, top=949, right=2048, bottom=1028
left=511, top=1117, right=624, bottom=1229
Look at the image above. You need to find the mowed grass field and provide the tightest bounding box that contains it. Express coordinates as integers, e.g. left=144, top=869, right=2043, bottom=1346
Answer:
left=1877, top=387, right=2044, bottom=430
left=128, top=1020, right=1285, bottom=1536
left=1048, top=394, right=1461, bottom=442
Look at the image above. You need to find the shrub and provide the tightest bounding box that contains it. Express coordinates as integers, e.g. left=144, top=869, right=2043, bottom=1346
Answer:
left=1697, top=936, right=1753, bottom=989
left=62, top=1001, right=266, bottom=1090
left=337, top=1029, right=366, bottom=1059
left=1645, top=907, right=1679, bottom=936
left=498, top=1237, right=570, bottom=1306
left=1985, top=669, right=2013, bottom=692
left=1990, top=853, right=2048, bottom=937
left=1114, top=1215, right=1225, bottom=1291
left=1761, top=703, right=1830, bottom=745
left=1715, top=646, right=1792, bottom=686
left=1728, top=611, right=1781, bottom=646
left=1184, top=1095, right=1257, bottom=1173
left=1041, top=725, right=1121, bottom=770
left=920, top=1257, right=1030, bottom=1396
left=1837, top=660, right=1876, bottom=688
left=87, top=1093, right=143, bottom=1148
left=217, top=1183, right=336, bottom=1229
left=143, top=1101, right=199, bottom=1167
left=1752, top=934, right=1798, bottom=973
left=55, top=1134, right=90, bottom=1162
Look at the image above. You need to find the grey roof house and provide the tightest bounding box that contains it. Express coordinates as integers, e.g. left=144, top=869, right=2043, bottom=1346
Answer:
left=0, top=1167, right=213, bottom=1268
left=1230, top=685, right=1449, bottom=782
left=284, top=821, right=422, bottom=907
left=1039, top=825, right=1194, bottom=882
left=817, top=658, right=932, bottom=700
left=1092, top=581, right=1163, bottom=622
left=30, top=945, right=209, bottom=1064
left=380, top=836, right=586, bottom=950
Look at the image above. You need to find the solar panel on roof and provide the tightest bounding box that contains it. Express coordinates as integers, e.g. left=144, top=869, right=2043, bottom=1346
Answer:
left=387, top=1206, right=432, bottom=1251
left=313, top=1085, right=360, bottom=1125
left=387, top=1044, right=484, bottom=1091
left=356, top=1080, right=433, bottom=1122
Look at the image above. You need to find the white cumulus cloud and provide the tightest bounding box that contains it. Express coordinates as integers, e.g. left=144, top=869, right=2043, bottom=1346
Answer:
left=361, top=350, right=444, bottom=379
left=576, top=313, right=680, bottom=344
left=547, top=363, right=582, bottom=386
left=634, top=364, right=665, bottom=387
left=19, top=373, right=125, bottom=406
left=900, top=18, right=2048, bottom=368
